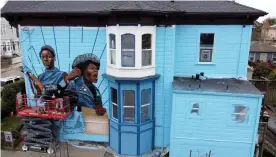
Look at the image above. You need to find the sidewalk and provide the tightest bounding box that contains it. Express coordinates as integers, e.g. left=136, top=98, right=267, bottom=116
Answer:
left=1, top=144, right=109, bottom=157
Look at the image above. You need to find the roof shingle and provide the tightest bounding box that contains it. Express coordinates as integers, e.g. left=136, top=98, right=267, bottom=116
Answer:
left=250, top=41, right=276, bottom=53
left=1, top=1, right=267, bottom=15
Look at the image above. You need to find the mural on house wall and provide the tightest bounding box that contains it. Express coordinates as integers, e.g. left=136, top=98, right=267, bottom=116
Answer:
left=20, top=26, right=109, bottom=141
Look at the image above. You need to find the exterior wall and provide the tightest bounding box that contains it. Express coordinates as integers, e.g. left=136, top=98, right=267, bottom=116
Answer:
left=154, top=26, right=175, bottom=148
left=170, top=92, right=262, bottom=157
left=19, top=26, right=109, bottom=141
left=174, top=25, right=252, bottom=79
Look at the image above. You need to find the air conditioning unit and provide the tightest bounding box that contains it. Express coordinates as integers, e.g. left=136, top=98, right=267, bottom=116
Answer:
left=200, top=49, right=212, bottom=62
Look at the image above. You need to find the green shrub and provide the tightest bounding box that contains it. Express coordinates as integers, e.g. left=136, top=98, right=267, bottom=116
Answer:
left=253, top=61, right=272, bottom=79
left=1, top=80, right=26, bottom=119
left=268, top=70, right=276, bottom=80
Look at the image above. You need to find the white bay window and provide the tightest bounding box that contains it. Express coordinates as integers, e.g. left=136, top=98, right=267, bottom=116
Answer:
left=106, top=25, right=156, bottom=78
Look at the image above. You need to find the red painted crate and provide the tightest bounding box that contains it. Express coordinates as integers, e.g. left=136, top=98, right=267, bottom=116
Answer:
left=16, top=94, right=71, bottom=120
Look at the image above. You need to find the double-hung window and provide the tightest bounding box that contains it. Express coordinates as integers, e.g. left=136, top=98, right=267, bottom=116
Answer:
left=123, top=90, right=135, bottom=123
left=141, top=89, right=151, bottom=122
left=142, top=34, right=152, bottom=66
left=111, top=88, right=118, bottom=120
left=121, top=34, right=135, bottom=67
left=232, top=105, right=248, bottom=123
left=199, top=33, right=214, bottom=63
left=109, top=34, right=116, bottom=65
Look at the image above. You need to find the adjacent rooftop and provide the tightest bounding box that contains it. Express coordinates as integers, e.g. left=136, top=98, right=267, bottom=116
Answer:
left=250, top=41, right=276, bottom=53
left=173, top=77, right=262, bottom=95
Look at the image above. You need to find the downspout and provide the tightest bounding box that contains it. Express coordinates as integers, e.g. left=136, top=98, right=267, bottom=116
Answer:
left=237, top=25, right=244, bottom=77
left=161, top=14, right=168, bottom=155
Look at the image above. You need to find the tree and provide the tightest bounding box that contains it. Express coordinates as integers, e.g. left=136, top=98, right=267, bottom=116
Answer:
left=253, top=61, right=272, bottom=79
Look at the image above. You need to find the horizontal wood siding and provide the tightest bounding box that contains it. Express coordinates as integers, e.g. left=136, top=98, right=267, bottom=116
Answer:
left=170, top=92, right=261, bottom=157
left=174, top=25, right=252, bottom=78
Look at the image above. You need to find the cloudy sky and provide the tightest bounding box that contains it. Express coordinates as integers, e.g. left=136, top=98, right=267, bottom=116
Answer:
left=1, top=0, right=276, bottom=22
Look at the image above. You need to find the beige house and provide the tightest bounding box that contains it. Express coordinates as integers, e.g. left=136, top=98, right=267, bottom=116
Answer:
left=262, top=21, right=276, bottom=41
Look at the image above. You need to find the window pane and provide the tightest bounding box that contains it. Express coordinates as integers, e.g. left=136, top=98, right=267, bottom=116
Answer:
left=109, top=34, right=116, bottom=49
left=110, top=50, right=116, bottom=64
left=191, top=103, right=200, bottom=115
left=113, top=104, right=118, bottom=119
left=142, top=34, right=151, bottom=49
left=199, top=49, right=212, bottom=62
left=142, top=50, right=152, bottom=66
left=123, top=90, right=135, bottom=123
left=200, top=33, right=214, bottom=47
left=141, top=89, right=151, bottom=122
left=111, top=88, right=117, bottom=104
left=124, top=90, right=135, bottom=107
left=121, top=34, right=135, bottom=67
left=124, top=108, right=135, bottom=122
left=233, top=106, right=248, bottom=123
left=141, top=105, right=150, bottom=121
left=142, top=89, right=151, bottom=105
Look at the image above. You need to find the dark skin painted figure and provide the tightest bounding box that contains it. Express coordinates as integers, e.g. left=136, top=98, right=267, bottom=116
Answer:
left=25, top=45, right=81, bottom=95
left=64, top=54, right=106, bottom=135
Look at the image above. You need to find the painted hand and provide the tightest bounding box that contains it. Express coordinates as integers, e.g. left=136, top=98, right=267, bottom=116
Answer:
left=94, top=106, right=106, bottom=116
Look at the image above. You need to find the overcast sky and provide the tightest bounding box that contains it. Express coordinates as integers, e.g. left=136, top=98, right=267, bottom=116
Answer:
left=1, top=0, right=276, bottom=22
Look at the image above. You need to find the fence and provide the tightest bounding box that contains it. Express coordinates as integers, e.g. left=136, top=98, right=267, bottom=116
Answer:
left=250, top=80, right=276, bottom=105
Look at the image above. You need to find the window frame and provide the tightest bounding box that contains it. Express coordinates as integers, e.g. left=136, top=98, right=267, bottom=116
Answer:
left=106, top=25, right=156, bottom=69
left=141, top=88, right=151, bottom=122
left=187, top=101, right=205, bottom=119
left=121, top=33, right=136, bottom=67
left=231, top=105, right=249, bottom=124
left=249, top=53, right=255, bottom=61
left=109, top=33, right=116, bottom=65
left=123, top=90, right=136, bottom=123
left=198, top=33, right=215, bottom=63
left=272, top=53, right=276, bottom=63
left=111, top=87, right=118, bottom=120
left=142, top=34, right=152, bottom=67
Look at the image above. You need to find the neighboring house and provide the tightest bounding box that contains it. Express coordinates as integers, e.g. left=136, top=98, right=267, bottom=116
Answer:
left=249, top=41, right=276, bottom=63
left=2, top=1, right=267, bottom=157
left=1, top=18, right=20, bottom=57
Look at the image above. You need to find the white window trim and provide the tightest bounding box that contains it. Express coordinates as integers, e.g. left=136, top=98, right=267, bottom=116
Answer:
left=198, top=33, right=215, bottom=64
left=250, top=53, right=255, bottom=61
left=111, top=102, right=118, bottom=120
left=106, top=25, right=156, bottom=69
left=232, top=105, right=248, bottom=123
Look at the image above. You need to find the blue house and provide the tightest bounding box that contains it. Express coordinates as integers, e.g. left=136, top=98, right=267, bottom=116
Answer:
left=2, top=1, right=267, bottom=157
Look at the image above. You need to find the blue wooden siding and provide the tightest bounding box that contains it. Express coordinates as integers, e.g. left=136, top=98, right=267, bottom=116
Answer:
left=19, top=26, right=109, bottom=141
left=155, top=26, right=175, bottom=147
left=170, top=92, right=262, bottom=157
left=174, top=25, right=252, bottom=78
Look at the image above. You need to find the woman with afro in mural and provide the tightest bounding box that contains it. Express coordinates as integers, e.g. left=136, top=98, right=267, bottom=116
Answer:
left=63, top=53, right=107, bottom=135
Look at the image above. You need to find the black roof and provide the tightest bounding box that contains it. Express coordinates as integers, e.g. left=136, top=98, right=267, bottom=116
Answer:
left=250, top=41, right=276, bottom=53
left=173, top=77, right=262, bottom=95
left=2, top=1, right=266, bottom=15
left=2, top=1, right=267, bottom=26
